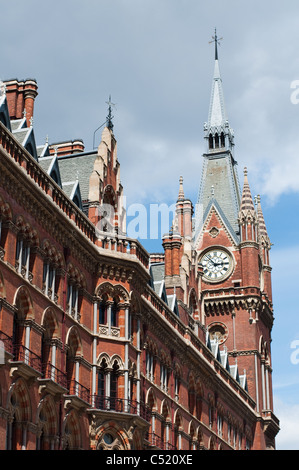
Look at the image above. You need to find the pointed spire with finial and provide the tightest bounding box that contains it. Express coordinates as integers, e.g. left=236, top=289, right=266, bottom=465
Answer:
left=177, top=176, right=185, bottom=201
left=239, top=167, right=256, bottom=214
left=209, top=28, right=222, bottom=61
left=256, top=195, right=269, bottom=242
left=203, top=28, right=235, bottom=156
left=238, top=168, right=257, bottom=241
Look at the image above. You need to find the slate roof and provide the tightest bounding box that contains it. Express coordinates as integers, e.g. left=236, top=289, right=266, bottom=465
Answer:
left=57, top=151, right=98, bottom=203
left=149, top=262, right=179, bottom=316
left=196, top=153, right=241, bottom=237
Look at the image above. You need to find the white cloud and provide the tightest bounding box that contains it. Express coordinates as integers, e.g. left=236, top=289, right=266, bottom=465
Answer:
left=274, top=396, right=299, bottom=450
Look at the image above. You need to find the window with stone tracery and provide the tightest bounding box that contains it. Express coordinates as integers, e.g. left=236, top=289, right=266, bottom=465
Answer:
left=15, top=236, right=31, bottom=279
left=145, top=341, right=156, bottom=383
left=97, top=431, right=125, bottom=450
left=14, top=217, right=38, bottom=282
left=96, top=358, right=120, bottom=411
left=66, top=264, right=85, bottom=322
left=98, top=296, right=119, bottom=332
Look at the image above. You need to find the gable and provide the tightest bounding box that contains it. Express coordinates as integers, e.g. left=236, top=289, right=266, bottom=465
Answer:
left=193, top=198, right=240, bottom=252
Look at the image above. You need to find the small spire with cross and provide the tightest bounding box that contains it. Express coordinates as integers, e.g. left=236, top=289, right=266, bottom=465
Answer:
left=209, top=28, right=223, bottom=60
left=106, top=95, right=116, bottom=131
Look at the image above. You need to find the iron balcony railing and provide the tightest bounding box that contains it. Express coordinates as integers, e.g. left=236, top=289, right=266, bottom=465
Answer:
left=68, top=379, right=91, bottom=403
left=0, top=330, right=13, bottom=356
left=92, top=395, right=151, bottom=421
left=145, top=432, right=176, bottom=450
left=42, top=361, right=68, bottom=389
left=12, top=344, right=43, bottom=374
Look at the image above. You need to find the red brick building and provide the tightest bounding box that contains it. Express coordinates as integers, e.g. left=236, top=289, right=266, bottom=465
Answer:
left=0, top=39, right=279, bottom=450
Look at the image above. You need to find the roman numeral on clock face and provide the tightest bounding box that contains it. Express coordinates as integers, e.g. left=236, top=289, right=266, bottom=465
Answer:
left=201, top=249, right=232, bottom=281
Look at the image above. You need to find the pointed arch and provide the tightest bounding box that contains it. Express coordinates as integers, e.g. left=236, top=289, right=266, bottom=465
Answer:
left=66, top=326, right=83, bottom=357
left=220, top=131, right=225, bottom=147
left=161, top=399, right=171, bottom=421
left=174, top=409, right=183, bottom=430
left=65, top=326, right=83, bottom=390
left=97, top=352, right=110, bottom=369
left=41, top=307, right=60, bottom=372
left=209, top=435, right=216, bottom=450
left=63, top=409, right=81, bottom=450
left=129, top=291, right=141, bottom=313
left=41, top=307, right=60, bottom=340
left=7, top=378, right=31, bottom=422
left=36, top=394, right=58, bottom=449
left=146, top=387, right=157, bottom=411
left=110, top=354, right=124, bottom=371
left=14, top=285, right=34, bottom=320
left=95, top=281, right=129, bottom=303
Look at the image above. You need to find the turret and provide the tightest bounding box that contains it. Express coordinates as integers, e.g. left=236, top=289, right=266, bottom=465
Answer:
left=256, top=195, right=272, bottom=301
left=238, top=168, right=260, bottom=287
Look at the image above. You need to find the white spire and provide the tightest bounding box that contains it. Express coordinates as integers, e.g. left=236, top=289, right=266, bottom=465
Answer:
left=208, top=59, right=227, bottom=128
left=204, top=30, right=234, bottom=154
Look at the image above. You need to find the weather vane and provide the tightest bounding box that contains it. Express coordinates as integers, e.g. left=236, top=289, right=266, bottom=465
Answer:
left=106, top=95, right=116, bottom=131
left=209, top=28, right=223, bottom=60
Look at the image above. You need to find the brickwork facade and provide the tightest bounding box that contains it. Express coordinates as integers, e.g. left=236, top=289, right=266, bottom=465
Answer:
left=0, top=52, right=279, bottom=451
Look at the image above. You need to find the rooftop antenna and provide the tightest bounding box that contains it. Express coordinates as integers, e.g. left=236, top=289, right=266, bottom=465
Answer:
left=106, top=95, right=116, bottom=131
left=93, top=95, right=117, bottom=149
left=209, top=28, right=223, bottom=60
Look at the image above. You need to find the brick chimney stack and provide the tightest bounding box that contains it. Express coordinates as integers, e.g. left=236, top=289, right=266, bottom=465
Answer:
left=4, top=78, right=38, bottom=126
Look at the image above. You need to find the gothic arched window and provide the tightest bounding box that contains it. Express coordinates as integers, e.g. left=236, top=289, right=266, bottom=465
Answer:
left=220, top=132, right=225, bottom=147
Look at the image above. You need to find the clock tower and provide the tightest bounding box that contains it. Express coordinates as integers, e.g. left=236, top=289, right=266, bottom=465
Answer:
left=193, top=31, right=279, bottom=449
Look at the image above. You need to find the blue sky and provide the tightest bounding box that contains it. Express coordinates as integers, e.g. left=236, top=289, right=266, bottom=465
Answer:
left=1, top=0, right=299, bottom=449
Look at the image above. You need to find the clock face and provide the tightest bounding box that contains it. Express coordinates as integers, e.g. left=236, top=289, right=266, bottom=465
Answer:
left=201, top=249, right=232, bottom=281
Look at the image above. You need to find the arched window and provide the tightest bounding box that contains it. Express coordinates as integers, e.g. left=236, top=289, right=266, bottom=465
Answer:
left=209, top=133, right=214, bottom=149
left=62, top=410, right=81, bottom=450
left=145, top=341, right=156, bottom=382
left=98, top=298, right=107, bottom=325
left=15, top=236, right=31, bottom=279
left=98, top=296, right=118, bottom=331
left=160, top=361, right=169, bottom=392
left=161, top=401, right=171, bottom=450
left=220, top=132, right=225, bottom=147
left=174, top=373, right=180, bottom=402
left=42, top=242, right=64, bottom=303
left=65, top=327, right=88, bottom=402
left=174, top=412, right=182, bottom=450
left=214, top=133, right=219, bottom=148
left=12, top=287, right=36, bottom=369
left=96, top=356, right=121, bottom=411
left=66, top=264, right=85, bottom=322
left=6, top=379, right=31, bottom=450
left=110, top=360, right=119, bottom=410
left=111, top=299, right=118, bottom=327
left=15, top=218, right=38, bottom=281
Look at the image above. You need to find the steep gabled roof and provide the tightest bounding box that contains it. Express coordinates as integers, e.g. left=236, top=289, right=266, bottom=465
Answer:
left=194, top=197, right=240, bottom=249
left=57, top=151, right=98, bottom=203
